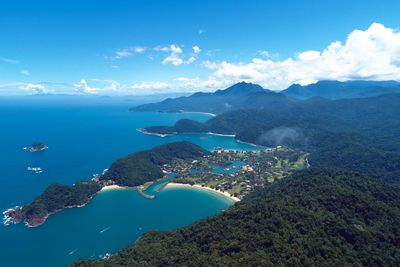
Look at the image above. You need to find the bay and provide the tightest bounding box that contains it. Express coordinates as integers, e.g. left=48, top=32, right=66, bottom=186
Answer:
left=0, top=96, right=255, bottom=266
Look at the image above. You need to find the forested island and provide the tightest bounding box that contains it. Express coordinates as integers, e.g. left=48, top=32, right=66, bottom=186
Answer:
left=73, top=168, right=400, bottom=266
left=4, top=142, right=209, bottom=227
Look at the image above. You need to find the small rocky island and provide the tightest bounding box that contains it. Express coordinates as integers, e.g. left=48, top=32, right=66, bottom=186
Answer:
left=4, top=142, right=209, bottom=227
left=24, top=142, right=48, bottom=152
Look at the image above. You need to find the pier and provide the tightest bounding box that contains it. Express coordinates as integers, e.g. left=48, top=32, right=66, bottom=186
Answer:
left=135, top=187, right=155, bottom=199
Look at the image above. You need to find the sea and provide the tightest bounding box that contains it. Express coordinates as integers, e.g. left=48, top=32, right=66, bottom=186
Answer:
left=0, top=95, right=256, bottom=267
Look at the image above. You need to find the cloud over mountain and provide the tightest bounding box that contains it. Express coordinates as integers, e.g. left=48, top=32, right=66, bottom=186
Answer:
left=204, top=23, right=400, bottom=89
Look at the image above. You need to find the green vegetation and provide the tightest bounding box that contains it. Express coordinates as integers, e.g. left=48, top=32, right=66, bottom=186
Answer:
left=282, top=80, right=400, bottom=100
left=6, top=142, right=209, bottom=227
left=17, top=182, right=101, bottom=226
left=131, top=81, right=400, bottom=116
left=101, top=141, right=210, bottom=186
left=131, top=82, right=293, bottom=114
left=69, top=85, right=400, bottom=266
left=145, top=119, right=206, bottom=135
left=73, top=169, right=400, bottom=266
left=68, top=86, right=400, bottom=266
left=144, top=94, right=400, bottom=183
left=170, top=147, right=308, bottom=199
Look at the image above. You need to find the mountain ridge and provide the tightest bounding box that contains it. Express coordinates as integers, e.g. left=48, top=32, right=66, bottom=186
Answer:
left=141, top=93, right=400, bottom=183
left=131, top=82, right=294, bottom=114
left=281, top=80, right=400, bottom=99
left=131, top=80, right=400, bottom=114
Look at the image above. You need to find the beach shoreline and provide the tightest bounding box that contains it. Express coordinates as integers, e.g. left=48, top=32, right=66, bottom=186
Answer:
left=165, top=182, right=240, bottom=202
left=99, top=185, right=131, bottom=192
left=136, top=128, right=175, bottom=138
left=181, top=111, right=216, bottom=117
left=206, top=132, right=236, bottom=137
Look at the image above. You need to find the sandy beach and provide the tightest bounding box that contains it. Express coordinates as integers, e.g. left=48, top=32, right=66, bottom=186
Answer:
left=236, top=139, right=259, bottom=147
left=165, top=182, right=240, bottom=202
left=136, top=128, right=175, bottom=138
left=207, top=132, right=236, bottom=137
left=100, top=185, right=129, bottom=192
left=181, top=111, right=217, bottom=117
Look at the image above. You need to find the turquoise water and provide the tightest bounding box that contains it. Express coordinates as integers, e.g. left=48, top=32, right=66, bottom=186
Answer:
left=0, top=96, right=255, bottom=267
left=211, top=160, right=245, bottom=175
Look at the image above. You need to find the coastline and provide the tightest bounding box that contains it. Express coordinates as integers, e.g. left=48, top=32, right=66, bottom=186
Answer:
left=181, top=111, right=216, bottom=117
left=4, top=180, right=239, bottom=228
left=136, top=128, right=176, bottom=138
left=4, top=185, right=124, bottom=227
left=206, top=132, right=236, bottom=137
left=165, top=182, right=240, bottom=202
left=137, top=127, right=260, bottom=150
left=3, top=197, right=95, bottom=228
left=236, top=139, right=259, bottom=147
left=99, top=185, right=129, bottom=192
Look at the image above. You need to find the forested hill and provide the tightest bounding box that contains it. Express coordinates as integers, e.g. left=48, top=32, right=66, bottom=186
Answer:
left=142, top=94, right=400, bottom=183
left=130, top=80, right=400, bottom=115
left=73, top=168, right=400, bottom=266
left=130, top=82, right=294, bottom=114
left=281, top=80, right=400, bottom=100
left=101, top=141, right=210, bottom=186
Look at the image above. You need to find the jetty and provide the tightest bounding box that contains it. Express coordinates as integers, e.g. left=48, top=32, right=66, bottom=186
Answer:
left=135, top=187, right=155, bottom=199
left=156, top=182, right=169, bottom=192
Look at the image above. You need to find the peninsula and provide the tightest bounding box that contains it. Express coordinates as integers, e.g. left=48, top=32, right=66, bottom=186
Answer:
left=4, top=142, right=210, bottom=227
left=3, top=182, right=102, bottom=227
left=73, top=169, right=400, bottom=267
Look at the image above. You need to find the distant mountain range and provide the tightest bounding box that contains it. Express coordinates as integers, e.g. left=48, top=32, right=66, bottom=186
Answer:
left=131, top=82, right=294, bottom=114
left=131, top=80, right=400, bottom=114
left=281, top=80, right=400, bottom=100
left=74, top=79, right=400, bottom=267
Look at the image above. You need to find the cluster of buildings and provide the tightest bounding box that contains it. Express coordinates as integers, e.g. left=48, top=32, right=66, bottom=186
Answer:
left=166, top=146, right=308, bottom=200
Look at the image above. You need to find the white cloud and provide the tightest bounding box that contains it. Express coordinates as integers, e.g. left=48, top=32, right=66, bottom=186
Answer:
left=21, top=69, right=30, bottom=76
left=73, top=79, right=98, bottom=94
left=19, top=83, right=47, bottom=94
left=199, top=29, right=204, bottom=35
left=153, top=46, right=171, bottom=52
left=193, top=46, right=201, bottom=54
left=129, top=81, right=169, bottom=90
left=71, top=79, right=171, bottom=95
left=297, top=50, right=321, bottom=61
left=0, top=57, right=19, bottom=64
left=203, top=23, right=400, bottom=89
left=159, top=44, right=201, bottom=66
left=185, top=56, right=197, bottom=64
left=173, top=77, right=231, bottom=91
left=162, top=44, right=184, bottom=66
left=107, top=46, right=146, bottom=60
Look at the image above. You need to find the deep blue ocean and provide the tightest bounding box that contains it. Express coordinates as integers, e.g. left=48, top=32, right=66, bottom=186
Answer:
left=0, top=96, right=255, bottom=267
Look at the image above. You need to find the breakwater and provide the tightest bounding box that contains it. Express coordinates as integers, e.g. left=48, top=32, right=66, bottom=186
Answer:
left=135, top=187, right=155, bottom=199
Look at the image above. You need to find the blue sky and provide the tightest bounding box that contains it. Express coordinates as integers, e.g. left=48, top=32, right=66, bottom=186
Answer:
left=1, top=0, right=400, bottom=95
